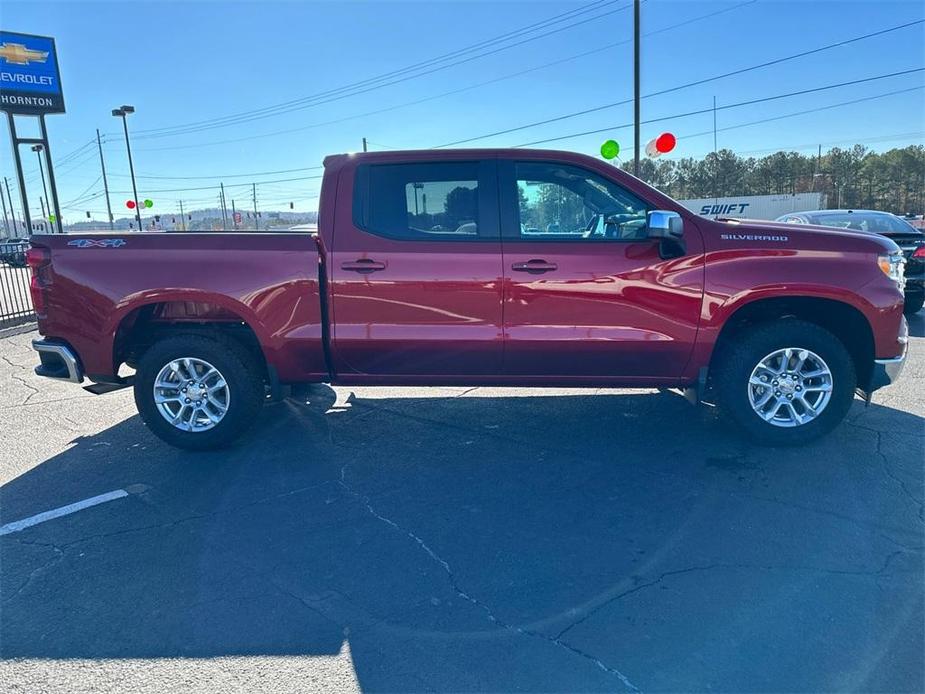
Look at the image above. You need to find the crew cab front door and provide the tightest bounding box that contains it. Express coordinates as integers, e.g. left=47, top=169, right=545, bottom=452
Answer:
left=330, top=159, right=503, bottom=377
left=499, top=159, right=704, bottom=383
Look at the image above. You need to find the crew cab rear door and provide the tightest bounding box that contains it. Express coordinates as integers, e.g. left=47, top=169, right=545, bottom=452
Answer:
left=330, top=157, right=503, bottom=377
left=498, top=158, right=704, bottom=382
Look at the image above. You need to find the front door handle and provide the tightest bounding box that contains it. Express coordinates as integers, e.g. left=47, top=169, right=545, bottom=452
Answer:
left=341, top=258, right=386, bottom=274
left=511, top=259, right=558, bottom=274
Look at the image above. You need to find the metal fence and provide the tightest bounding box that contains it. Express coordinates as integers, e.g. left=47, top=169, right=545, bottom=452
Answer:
left=0, top=241, right=34, bottom=329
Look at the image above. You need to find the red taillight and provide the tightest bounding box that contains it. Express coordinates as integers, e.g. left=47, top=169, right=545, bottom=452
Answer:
left=913, top=245, right=925, bottom=258
left=26, top=246, right=51, bottom=316
left=26, top=246, right=50, bottom=270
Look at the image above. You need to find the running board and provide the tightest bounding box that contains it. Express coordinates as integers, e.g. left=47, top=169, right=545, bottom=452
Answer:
left=83, top=377, right=134, bottom=395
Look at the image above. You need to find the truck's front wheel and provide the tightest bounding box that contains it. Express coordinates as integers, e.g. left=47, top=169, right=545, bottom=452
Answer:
left=134, top=334, right=264, bottom=450
left=713, top=320, right=856, bottom=446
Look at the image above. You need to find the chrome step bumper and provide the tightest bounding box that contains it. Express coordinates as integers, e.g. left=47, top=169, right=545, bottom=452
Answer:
left=32, top=339, right=84, bottom=383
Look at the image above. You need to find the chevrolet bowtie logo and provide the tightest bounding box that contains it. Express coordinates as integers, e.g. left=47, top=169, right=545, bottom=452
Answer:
left=0, top=42, right=49, bottom=66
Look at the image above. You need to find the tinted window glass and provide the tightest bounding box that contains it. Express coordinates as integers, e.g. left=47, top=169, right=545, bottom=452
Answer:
left=355, top=162, right=480, bottom=239
left=515, top=162, right=648, bottom=241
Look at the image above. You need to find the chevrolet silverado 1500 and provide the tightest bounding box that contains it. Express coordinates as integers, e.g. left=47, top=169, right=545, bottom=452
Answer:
left=28, top=149, right=908, bottom=449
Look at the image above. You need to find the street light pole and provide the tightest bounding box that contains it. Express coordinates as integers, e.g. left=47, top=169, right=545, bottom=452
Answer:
left=31, top=145, right=51, bottom=223
left=112, top=106, right=142, bottom=230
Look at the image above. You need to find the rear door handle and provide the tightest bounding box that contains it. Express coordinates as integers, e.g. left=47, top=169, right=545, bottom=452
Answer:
left=511, top=259, right=558, bottom=274
left=341, top=258, right=386, bottom=273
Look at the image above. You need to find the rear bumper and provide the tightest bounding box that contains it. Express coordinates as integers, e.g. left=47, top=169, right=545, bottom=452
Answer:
left=868, top=317, right=908, bottom=393
left=32, top=339, right=84, bottom=383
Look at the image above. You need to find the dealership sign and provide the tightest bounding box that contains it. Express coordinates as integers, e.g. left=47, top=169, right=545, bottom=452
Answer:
left=0, top=31, right=65, bottom=114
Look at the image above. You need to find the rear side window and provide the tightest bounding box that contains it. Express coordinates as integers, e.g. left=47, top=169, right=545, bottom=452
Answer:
left=354, top=162, right=482, bottom=240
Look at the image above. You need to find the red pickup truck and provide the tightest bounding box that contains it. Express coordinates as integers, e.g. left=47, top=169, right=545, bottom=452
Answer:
left=28, top=149, right=908, bottom=449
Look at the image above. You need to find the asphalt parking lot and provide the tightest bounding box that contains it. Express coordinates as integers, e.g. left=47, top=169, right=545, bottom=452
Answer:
left=1, top=321, right=923, bottom=693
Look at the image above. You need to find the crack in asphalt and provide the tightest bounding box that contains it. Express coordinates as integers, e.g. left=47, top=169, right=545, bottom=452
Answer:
left=554, top=550, right=911, bottom=642
left=736, top=490, right=923, bottom=550
left=336, top=396, right=923, bottom=551
left=2, top=354, right=40, bottom=406
left=1, top=542, right=64, bottom=605
left=876, top=431, right=925, bottom=524
left=337, top=462, right=641, bottom=692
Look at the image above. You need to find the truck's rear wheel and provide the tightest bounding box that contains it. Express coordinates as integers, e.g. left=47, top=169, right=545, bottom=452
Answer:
left=135, top=334, right=264, bottom=450
left=713, top=320, right=856, bottom=446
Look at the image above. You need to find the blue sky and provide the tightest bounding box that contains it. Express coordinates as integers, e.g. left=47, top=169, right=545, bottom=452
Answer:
left=2, top=0, right=923, bottom=223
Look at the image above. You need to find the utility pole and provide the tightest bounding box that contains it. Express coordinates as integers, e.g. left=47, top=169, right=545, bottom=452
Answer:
left=179, top=200, right=185, bottom=231
left=219, top=182, right=229, bottom=230
left=362, top=137, right=368, bottom=153
left=231, top=199, right=238, bottom=230
left=633, top=0, right=640, bottom=177
left=4, top=177, right=18, bottom=236
left=0, top=179, right=10, bottom=237
left=96, top=129, right=114, bottom=230
left=712, top=96, right=718, bottom=200
left=252, top=183, right=258, bottom=230
left=39, top=196, right=47, bottom=221
left=814, top=144, right=822, bottom=193
left=712, top=97, right=718, bottom=155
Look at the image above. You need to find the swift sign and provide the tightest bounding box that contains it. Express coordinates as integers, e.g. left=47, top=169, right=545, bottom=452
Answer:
left=0, top=31, right=65, bottom=114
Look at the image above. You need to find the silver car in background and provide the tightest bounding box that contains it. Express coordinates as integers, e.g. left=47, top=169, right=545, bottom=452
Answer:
left=777, top=209, right=925, bottom=316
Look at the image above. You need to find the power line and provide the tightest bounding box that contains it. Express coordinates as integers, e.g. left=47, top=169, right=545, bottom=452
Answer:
left=128, top=0, right=628, bottom=138
left=126, top=1, right=637, bottom=140
left=730, top=131, right=925, bottom=157
left=114, top=164, right=325, bottom=181
left=129, top=1, right=759, bottom=154
left=681, top=86, right=924, bottom=143
left=435, top=19, right=925, bottom=148
left=105, top=173, right=324, bottom=195
left=62, top=176, right=102, bottom=207
left=515, top=82, right=924, bottom=148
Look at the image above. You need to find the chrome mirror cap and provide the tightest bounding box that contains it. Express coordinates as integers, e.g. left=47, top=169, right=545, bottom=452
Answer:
left=647, top=210, right=684, bottom=239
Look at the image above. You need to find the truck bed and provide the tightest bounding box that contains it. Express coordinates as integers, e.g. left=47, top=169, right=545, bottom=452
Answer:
left=30, top=233, right=328, bottom=383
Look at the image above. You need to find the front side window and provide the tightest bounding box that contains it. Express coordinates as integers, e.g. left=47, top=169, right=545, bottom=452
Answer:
left=354, top=162, right=481, bottom=240
left=514, top=162, right=649, bottom=241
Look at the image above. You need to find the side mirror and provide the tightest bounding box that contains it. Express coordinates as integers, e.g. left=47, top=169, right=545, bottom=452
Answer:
left=646, top=210, right=684, bottom=240
left=646, top=210, right=686, bottom=258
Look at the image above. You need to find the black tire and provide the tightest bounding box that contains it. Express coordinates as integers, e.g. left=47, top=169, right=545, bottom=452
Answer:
left=134, top=334, right=264, bottom=450
left=712, top=320, right=856, bottom=446
left=903, top=288, right=924, bottom=317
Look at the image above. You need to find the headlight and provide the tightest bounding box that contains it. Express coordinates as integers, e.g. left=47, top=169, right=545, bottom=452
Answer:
left=878, top=252, right=905, bottom=288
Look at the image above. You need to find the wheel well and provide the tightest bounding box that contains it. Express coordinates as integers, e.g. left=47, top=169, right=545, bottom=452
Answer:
left=711, top=297, right=874, bottom=388
left=114, top=302, right=268, bottom=381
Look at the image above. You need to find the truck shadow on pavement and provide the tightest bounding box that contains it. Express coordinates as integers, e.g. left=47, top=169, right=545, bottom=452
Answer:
left=2, top=387, right=923, bottom=692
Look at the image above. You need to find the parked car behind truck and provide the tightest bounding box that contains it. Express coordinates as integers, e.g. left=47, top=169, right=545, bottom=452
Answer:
left=28, top=149, right=908, bottom=449
left=776, top=209, right=925, bottom=316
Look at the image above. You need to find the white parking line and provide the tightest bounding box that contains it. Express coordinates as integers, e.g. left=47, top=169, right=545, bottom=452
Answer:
left=0, top=489, right=129, bottom=536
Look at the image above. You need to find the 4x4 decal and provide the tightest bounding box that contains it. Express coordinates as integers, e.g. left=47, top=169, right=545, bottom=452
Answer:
left=67, top=239, right=126, bottom=248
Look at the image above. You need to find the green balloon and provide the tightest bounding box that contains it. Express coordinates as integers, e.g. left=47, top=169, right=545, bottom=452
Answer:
left=48, top=214, right=56, bottom=223
left=600, top=139, right=620, bottom=159
left=144, top=199, right=154, bottom=208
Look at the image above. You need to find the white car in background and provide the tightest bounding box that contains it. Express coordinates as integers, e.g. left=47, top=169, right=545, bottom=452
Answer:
left=776, top=209, right=925, bottom=316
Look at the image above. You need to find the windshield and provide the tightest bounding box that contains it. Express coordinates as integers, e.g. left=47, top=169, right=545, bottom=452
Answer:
left=807, top=212, right=919, bottom=234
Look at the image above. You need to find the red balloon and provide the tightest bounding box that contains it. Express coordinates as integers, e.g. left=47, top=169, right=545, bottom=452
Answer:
left=126, top=200, right=136, bottom=209
left=655, top=132, right=676, bottom=154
